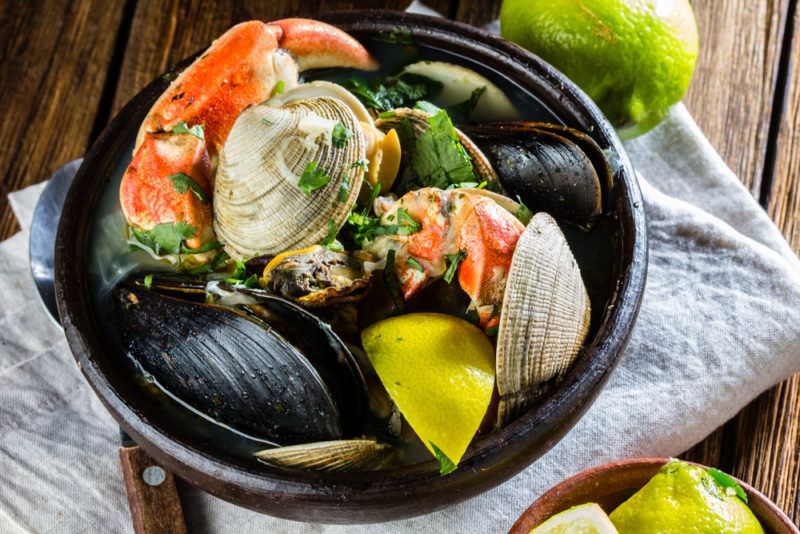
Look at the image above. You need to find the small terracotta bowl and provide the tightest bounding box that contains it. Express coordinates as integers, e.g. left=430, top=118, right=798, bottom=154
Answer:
left=510, top=458, right=798, bottom=534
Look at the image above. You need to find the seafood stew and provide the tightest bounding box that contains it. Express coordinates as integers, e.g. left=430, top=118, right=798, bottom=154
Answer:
left=91, top=17, right=617, bottom=474
left=57, top=11, right=645, bottom=521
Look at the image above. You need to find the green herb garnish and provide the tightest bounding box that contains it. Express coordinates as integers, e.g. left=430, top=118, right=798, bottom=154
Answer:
left=187, top=251, right=229, bottom=274
left=351, top=158, right=369, bottom=172
left=707, top=468, right=748, bottom=503
left=443, top=249, right=467, bottom=284
left=361, top=183, right=382, bottom=216
left=332, top=122, right=352, bottom=148
left=378, top=110, right=397, bottom=119
left=396, top=207, right=421, bottom=232
left=261, top=118, right=273, bottom=126
left=344, top=73, right=442, bottom=112
left=128, top=221, right=197, bottom=256
left=485, top=325, right=498, bottom=337
left=171, top=120, right=204, bottom=139
left=319, top=219, right=343, bottom=251
left=167, top=173, right=209, bottom=204
left=274, top=80, right=285, bottom=95
left=297, top=161, right=331, bottom=195
left=516, top=195, right=533, bottom=225
left=226, top=260, right=247, bottom=282
left=242, top=274, right=259, bottom=288
left=449, top=85, right=486, bottom=120
left=143, top=274, right=153, bottom=290
left=181, top=240, right=223, bottom=255
left=406, top=256, right=424, bottom=271
left=414, top=100, right=441, bottom=114
left=411, top=109, right=475, bottom=189
left=380, top=26, right=413, bottom=44
left=337, top=175, right=350, bottom=203
left=430, top=442, right=457, bottom=476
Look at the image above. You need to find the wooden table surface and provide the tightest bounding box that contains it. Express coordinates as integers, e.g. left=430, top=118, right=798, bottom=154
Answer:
left=2, top=0, right=799, bottom=525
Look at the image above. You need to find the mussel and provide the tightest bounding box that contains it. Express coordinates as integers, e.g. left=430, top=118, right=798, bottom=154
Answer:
left=112, top=275, right=367, bottom=445
left=495, top=212, right=591, bottom=427
left=460, top=122, right=611, bottom=230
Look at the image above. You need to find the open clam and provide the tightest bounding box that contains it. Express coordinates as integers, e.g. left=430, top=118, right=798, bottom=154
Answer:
left=213, top=82, right=373, bottom=260
left=112, top=275, right=367, bottom=445
left=495, top=212, right=591, bottom=427
left=255, top=439, right=397, bottom=472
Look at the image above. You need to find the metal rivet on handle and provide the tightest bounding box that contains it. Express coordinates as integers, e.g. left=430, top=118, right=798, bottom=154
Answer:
left=142, top=465, right=166, bottom=486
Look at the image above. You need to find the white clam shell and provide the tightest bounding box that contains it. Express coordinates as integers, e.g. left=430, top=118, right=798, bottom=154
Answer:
left=496, top=212, right=591, bottom=426
left=213, top=93, right=365, bottom=260
left=255, top=439, right=394, bottom=472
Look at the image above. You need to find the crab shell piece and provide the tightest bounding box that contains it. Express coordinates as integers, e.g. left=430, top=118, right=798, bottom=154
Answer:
left=495, top=212, right=591, bottom=427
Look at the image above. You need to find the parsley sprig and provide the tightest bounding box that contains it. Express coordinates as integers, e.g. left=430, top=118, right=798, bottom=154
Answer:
left=297, top=161, right=331, bottom=195
left=344, top=73, right=442, bottom=113
left=171, top=120, right=204, bottom=139
left=168, top=173, right=208, bottom=204
left=443, top=249, right=467, bottom=284
left=332, top=123, right=353, bottom=148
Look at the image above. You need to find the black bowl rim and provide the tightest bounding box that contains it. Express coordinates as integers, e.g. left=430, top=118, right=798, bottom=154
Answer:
left=54, top=10, right=648, bottom=523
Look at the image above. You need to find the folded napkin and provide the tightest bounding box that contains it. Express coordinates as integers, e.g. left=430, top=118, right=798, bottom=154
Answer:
left=3, top=9, right=800, bottom=534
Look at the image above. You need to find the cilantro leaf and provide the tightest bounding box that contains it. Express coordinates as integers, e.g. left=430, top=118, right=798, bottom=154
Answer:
left=332, top=122, right=353, bottom=148
left=396, top=207, right=420, bottom=232
left=319, top=219, right=343, bottom=251
left=128, top=221, right=197, bottom=256
left=414, top=100, right=441, bottom=114
left=261, top=118, right=273, bottom=126
left=430, top=442, right=457, bottom=476
left=171, top=120, right=204, bottom=139
left=274, top=80, right=285, bottom=95
left=443, top=249, right=467, bottom=284
left=411, top=109, right=475, bottom=190
left=297, top=162, right=331, bottom=195
left=351, top=158, right=369, bottom=172
left=143, top=274, right=153, bottom=290
left=225, top=260, right=247, bottom=283
left=187, top=251, right=229, bottom=274
left=338, top=175, right=350, bottom=203
left=484, top=325, right=499, bottom=336
left=344, top=73, right=442, bottom=112
left=181, top=240, right=223, bottom=255
left=406, top=256, right=424, bottom=271
left=167, top=173, right=209, bottom=204
left=516, top=195, right=533, bottom=225
left=449, top=85, right=486, bottom=120
left=242, top=274, right=259, bottom=288
left=708, top=468, right=748, bottom=504
left=378, top=110, right=397, bottom=119
left=361, top=183, right=382, bottom=216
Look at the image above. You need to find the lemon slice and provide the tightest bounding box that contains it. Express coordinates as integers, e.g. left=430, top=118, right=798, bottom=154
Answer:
left=531, top=503, right=618, bottom=534
left=361, top=313, right=495, bottom=472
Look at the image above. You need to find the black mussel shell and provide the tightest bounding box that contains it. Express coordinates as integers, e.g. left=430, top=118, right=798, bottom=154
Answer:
left=462, top=122, right=611, bottom=230
left=113, top=277, right=366, bottom=446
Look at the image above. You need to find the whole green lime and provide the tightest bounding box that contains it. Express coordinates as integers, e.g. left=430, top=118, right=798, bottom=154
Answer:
left=500, top=0, right=699, bottom=139
left=609, top=460, right=765, bottom=533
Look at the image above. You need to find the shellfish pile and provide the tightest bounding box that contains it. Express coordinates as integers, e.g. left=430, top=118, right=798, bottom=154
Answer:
left=114, top=19, right=611, bottom=475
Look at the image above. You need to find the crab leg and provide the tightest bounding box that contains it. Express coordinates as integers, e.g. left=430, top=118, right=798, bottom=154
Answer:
left=373, top=188, right=525, bottom=327
left=120, top=19, right=376, bottom=259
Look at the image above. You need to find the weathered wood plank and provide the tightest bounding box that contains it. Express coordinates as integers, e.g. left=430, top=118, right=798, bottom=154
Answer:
left=110, top=0, right=454, bottom=115
left=684, top=0, right=790, bottom=194
left=0, top=0, right=128, bottom=238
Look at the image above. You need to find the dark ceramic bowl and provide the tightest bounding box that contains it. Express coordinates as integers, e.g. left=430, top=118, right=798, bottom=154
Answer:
left=510, top=458, right=799, bottom=534
left=54, top=10, right=647, bottom=523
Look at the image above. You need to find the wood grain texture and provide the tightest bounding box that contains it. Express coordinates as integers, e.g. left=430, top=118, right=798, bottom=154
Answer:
left=110, top=0, right=454, bottom=115
left=684, top=0, right=790, bottom=194
left=120, top=445, right=188, bottom=534
left=0, top=0, right=127, bottom=238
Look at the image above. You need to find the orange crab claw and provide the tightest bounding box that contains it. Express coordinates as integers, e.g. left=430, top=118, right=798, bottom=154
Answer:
left=266, top=18, right=379, bottom=72
left=123, top=19, right=376, bottom=256
left=120, top=132, right=213, bottom=250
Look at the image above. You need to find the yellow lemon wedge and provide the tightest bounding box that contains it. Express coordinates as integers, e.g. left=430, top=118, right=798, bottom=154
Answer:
left=361, top=313, right=495, bottom=473
left=530, top=503, right=619, bottom=534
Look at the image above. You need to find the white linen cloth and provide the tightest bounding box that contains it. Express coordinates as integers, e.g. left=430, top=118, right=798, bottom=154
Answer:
left=2, top=6, right=800, bottom=533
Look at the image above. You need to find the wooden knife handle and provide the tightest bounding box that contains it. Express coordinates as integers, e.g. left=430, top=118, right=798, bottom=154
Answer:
left=119, top=445, right=188, bottom=534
